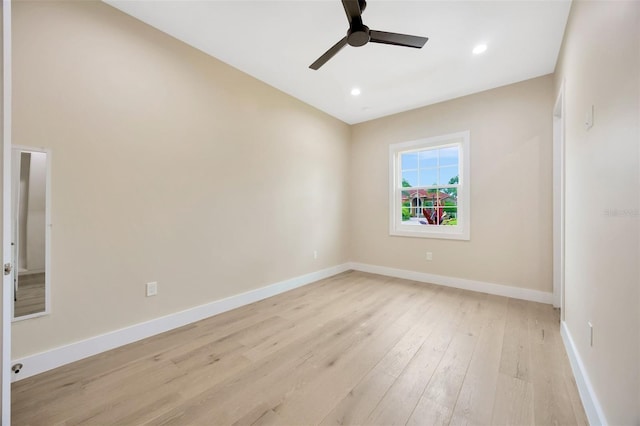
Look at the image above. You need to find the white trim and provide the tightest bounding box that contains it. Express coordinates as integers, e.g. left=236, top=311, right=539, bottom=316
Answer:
left=552, top=81, right=566, bottom=311
left=11, top=145, right=52, bottom=322
left=560, top=321, right=607, bottom=426
left=348, top=262, right=553, bottom=304
left=11, top=263, right=350, bottom=382
left=2, top=1, right=12, bottom=423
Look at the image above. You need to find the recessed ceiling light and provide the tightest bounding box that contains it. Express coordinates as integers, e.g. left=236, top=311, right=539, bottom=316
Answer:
left=351, top=87, right=361, bottom=96
left=472, top=44, right=487, bottom=55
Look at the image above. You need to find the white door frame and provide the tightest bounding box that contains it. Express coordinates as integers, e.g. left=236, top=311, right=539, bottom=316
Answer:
left=2, top=0, right=11, bottom=424
left=552, top=81, right=566, bottom=318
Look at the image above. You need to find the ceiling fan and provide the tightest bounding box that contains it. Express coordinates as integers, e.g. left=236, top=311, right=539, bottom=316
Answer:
left=309, top=0, right=429, bottom=70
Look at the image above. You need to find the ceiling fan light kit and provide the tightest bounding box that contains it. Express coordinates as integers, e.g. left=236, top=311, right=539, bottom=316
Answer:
left=310, top=0, right=429, bottom=70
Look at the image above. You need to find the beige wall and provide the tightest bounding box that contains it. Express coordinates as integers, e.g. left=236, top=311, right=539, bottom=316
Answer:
left=349, top=76, right=554, bottom=293
left=11, top=0, right=350, bottom=358
left=553, top=1, right=640, bottom=424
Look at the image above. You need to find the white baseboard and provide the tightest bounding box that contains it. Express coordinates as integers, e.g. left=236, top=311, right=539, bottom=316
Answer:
left=348, top=262, right=553, bottom=304
left=561, top=321, right=607, bottom=426
left=12, top=263, right=350, bottom=382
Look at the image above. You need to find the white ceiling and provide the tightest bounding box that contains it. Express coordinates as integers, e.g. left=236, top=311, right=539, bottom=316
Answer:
left=105, top=0, right=571, bottom=124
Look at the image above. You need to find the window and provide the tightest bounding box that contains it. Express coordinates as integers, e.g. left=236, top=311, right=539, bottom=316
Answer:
left=389, top=131, right=470, bottom=240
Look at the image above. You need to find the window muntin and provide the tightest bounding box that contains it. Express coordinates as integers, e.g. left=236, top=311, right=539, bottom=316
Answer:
left=389, top=131, right=470, bottom=240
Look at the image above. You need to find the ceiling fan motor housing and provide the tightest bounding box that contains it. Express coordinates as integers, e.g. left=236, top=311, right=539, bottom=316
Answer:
left=347, top=24, right=370, bottom=47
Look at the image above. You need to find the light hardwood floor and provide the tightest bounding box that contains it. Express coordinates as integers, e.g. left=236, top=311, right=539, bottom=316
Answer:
left=12, top=271, right=588, bottom=425
left=14, top=272, right=46, bottom=317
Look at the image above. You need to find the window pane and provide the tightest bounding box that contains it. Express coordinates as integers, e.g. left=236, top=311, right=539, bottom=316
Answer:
left=419, top=168, right=438, bottom=186
left=439, top=146, right=459, bottom=166
left=401, top=190, right=420, bottom=224
left=417, top=188, right=459, bottom=225
left=442, top=207, right=458, bottom=225
left=401, top=189, right=460, bottom=225
left=419, top=149, right=438, bottom=167
left=401, top=152, right=419, bottom=170
left=442, top=187, right=458, bottom=199
left=402, top=170, right=418, bottom=187
left=418, top=189, right=441, bottom=225
left=439, top=166, right=459, bottom=185
left=441, top=187, right=458, bottom=226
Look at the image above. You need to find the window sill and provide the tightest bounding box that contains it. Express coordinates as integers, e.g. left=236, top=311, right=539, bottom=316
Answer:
left=389, top=226, right=470, bottom=240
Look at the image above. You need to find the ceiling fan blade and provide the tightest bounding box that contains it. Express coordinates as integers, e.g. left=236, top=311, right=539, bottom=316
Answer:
left=369, top=30, right=428, bottom=49
left=342, top=0, right=362, bottom=24
left=309, top=37, right=348, bottom=70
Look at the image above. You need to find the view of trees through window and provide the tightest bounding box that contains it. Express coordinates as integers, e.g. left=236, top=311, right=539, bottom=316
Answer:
left=400, top=146, right=460, bottom=226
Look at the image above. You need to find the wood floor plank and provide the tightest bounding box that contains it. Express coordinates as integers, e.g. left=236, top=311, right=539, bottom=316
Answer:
left=23, top=356, right=184, bottom=425
left=498, top=298, right=532, bottom=381
left=318, top=285, right=459, bottom=426
left=528, top=302, right=582, bottom=426
left=362, top=287, right=472, bottom=426
left=242, top=279, right=376, bottom=362
left=449, top=294, right=508, bottom=425
left=11, top=271, right=588, bottom=426
left=146, top=277, right=407, bottom=425
left=405, top=291, right=487, bottom=426
left=233, top=279, right=428, bottom=425
left=14, top=274, right=46, bottom=317
left=491, top=373, right=535, bottom=426
left=275, top=281, right=445, bottom=425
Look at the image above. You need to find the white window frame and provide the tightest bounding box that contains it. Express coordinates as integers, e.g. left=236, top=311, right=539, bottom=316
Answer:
left=389, top=130, right=470, bottom=240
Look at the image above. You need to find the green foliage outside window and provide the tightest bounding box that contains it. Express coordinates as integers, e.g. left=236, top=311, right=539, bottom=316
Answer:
left=402, top=176, right=459, bottom=224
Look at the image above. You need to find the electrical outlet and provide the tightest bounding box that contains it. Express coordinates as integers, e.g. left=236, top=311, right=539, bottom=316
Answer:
left=588, top=321, right=593, bottom=347
left=313, top=250, right=318, bottom=260
left=426, top=252, right=433, bottom=261
left=146, top=282, right=158, bottom=297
